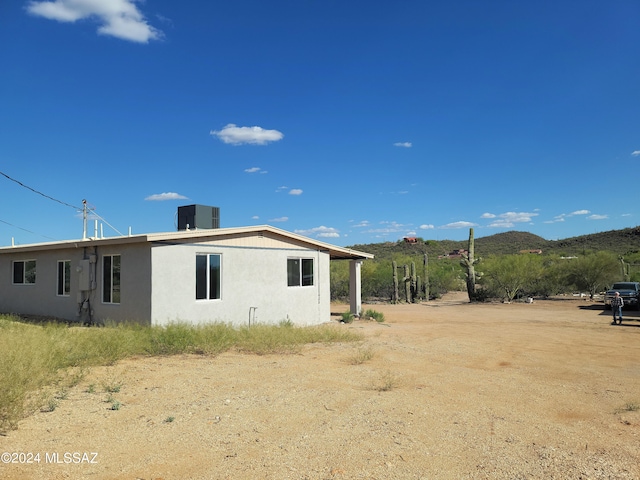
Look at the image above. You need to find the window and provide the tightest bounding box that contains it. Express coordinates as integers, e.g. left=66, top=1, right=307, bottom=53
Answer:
left=103, top=254, right=121, bottom=304
left=57, top=260, right=71, bottom=296
left=13, top=260, right=36, bottom=284
left=287, top=258, right=314, bottom=287
left=196, top=254, right=221, bottom=300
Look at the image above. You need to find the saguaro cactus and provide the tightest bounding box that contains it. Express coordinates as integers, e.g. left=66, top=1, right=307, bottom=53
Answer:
left=392, top=261, right=399, bottom=303
left=410, top=262, right=418, bottom=303
left=460, top=227, right=481, bottom=301
left=404, top=264, right=411, bottom=303
left=423, top=253, right=429, bottom=302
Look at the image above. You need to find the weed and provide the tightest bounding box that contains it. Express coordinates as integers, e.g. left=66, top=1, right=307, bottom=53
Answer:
left=349, top=347, right=375, bottom=365
left=279, top=318, right=294, bottom=328
left=41, top=398, right=58, bottom=413
left=86, top=384, right=96, bottom=394
left=164, top=416, right=175, bottom=423
left=371, top=370, right=399, bottom=392
left=615, top=402, right=640, bottom=414
left=102, top=380, right=122, bottom=394
left=110, top=400, right=121, bottom=411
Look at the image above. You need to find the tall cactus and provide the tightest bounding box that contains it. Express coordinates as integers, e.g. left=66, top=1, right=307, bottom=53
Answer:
left=460, top=228, right=480, bottom=301
left=404, top=264, right=411, bottom=303
left=410, top=262, right=417, bottom=303
left=392, top=261, right=399, bottom=303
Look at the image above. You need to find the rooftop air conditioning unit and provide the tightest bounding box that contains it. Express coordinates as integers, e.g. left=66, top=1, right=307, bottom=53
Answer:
left=177, top=205, right=220, bottom=231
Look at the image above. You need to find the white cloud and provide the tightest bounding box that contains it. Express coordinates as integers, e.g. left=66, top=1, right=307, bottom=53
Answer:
left=295, top=226, right=340, bottom=238
left=244, top=167, right=267, bottom=174
left=210, top=124, right=284, bottom=145
left=27, top=0, right=163, bottom=43
left=269, top=216, right=288, bottom=222
left=440, top=221, right=478, bottom=229
left=289, top=189, right=303, bottom=195
left=393, top=142, right=412, bottom=148
left=587, top=214, right=608, bottom=220
left=275, top=186, right=288, bottom=192
left=144, top=192, right=188, bottom=201
left=545, top=215, right=566, bottom=224
left=419, top=224, right=434, bottom=230
left=483, top=211, right=539, bottom=228
left=251, top=215, right=259, bottom=220
left=631, top=150, right=640, bottom=156
left=570, top=210, right=590, bottom=216
left=352, top=220, right=370, bottom=228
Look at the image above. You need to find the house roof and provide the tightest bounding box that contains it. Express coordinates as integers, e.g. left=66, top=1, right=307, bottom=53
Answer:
left=0, top=225, right=374, bottom=261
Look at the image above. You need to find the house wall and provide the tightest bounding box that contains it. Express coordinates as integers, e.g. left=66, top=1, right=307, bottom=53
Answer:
left=150, top=242, right=331, bottom=326
left=0, top=247, right=81, bottom=320
left=0, top=243, right=152, bottom=324
left=89, top=243, right=152, bottom=324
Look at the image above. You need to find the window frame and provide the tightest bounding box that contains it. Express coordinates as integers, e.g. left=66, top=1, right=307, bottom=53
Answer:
left=287, top=257, right=314, bottom=287
left=102, top=254, right=121, bottom=304
left=57, top=260, right=71, bottom=297
left=12, top=259, right=36, bottom=285
left=196, top=253, right=221, bottom=301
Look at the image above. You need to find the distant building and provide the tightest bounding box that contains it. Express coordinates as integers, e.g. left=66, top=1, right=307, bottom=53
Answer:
left=403, top=237, right=418, bottom=244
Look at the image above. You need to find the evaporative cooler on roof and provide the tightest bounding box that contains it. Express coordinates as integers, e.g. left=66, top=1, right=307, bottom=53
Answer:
left=177, top=205, right=220, bottom=230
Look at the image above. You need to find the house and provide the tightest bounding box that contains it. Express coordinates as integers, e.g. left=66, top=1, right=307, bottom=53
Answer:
left=0, top=225, right=373, bottom=327
left=403, top=237, right=418, bottom=244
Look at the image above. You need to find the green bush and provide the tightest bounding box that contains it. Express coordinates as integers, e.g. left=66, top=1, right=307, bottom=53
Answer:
left=363, top=309, right=385, bottom=322
left=340, top=311, right=355, bottom=323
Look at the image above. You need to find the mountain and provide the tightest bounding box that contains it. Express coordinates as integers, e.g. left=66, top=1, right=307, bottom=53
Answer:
left=349, top=227, right=640, bottom=260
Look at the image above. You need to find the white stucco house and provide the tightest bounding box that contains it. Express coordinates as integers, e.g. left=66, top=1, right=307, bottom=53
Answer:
left=0, top=225, right=373, bottom=326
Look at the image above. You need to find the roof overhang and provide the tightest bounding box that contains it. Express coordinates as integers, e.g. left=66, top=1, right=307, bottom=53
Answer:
left=0, top=225, right=374, bottom=261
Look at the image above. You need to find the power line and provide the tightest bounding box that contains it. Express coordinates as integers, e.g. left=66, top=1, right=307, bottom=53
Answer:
left=0, top=170, right=82, bottom=210
left=0, top=218, right=57, bottom=241
left=1, top=170, right=126, bottom=239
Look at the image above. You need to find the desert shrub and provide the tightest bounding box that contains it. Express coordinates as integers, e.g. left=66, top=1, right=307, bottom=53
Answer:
left=340, top=311, right=355, bottom=323
left=363, top=309, right=385, bottom=322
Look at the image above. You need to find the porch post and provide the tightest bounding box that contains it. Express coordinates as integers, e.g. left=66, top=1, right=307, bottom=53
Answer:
left=349, top=259, right=363, bottom=316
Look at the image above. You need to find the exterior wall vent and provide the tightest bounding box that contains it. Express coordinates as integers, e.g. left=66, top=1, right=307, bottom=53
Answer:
left=177, top=205, right=220, bottom=231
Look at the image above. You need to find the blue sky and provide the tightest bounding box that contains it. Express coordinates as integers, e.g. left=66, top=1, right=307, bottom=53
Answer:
left=1, top=0, right=639, bottom=247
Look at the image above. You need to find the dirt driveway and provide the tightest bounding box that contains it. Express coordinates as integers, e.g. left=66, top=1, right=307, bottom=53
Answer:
left=1, top=293, right=639, bottom=479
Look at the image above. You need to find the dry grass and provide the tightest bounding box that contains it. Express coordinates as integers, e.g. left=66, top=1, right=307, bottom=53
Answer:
left=0, top=315, right=361, bottom=432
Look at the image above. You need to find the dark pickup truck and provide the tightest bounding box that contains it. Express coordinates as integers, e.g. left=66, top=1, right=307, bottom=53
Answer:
left=604, top=282, right=640, bottom=310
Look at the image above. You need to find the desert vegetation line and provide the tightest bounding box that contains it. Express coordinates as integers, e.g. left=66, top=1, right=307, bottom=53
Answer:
left=0, top=316, right=362, bottom=433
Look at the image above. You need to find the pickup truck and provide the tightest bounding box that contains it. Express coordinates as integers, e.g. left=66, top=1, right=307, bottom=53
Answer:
left=604, top=282, right=640, bottom=310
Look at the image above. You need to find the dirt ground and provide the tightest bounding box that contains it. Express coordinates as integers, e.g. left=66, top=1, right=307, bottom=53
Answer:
left=1, top=292, right=639, bottom=480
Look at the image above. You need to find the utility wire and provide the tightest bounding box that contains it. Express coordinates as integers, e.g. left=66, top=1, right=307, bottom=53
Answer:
left=0, top=218, right=57, bottom=241
left=0, top=170, right=82, bottom=210
left=1, top=170, right=125, bottom=237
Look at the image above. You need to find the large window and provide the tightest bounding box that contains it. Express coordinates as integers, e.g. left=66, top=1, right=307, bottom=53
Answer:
left=196, top=254, right=221, bottom=300
left=287, top=258, right=314, bottom=287
left=13, top=260, right=36, bottom=285
left=103, top=254, right=121, bottom=304
left=57, top=260, right=71, bottom=296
